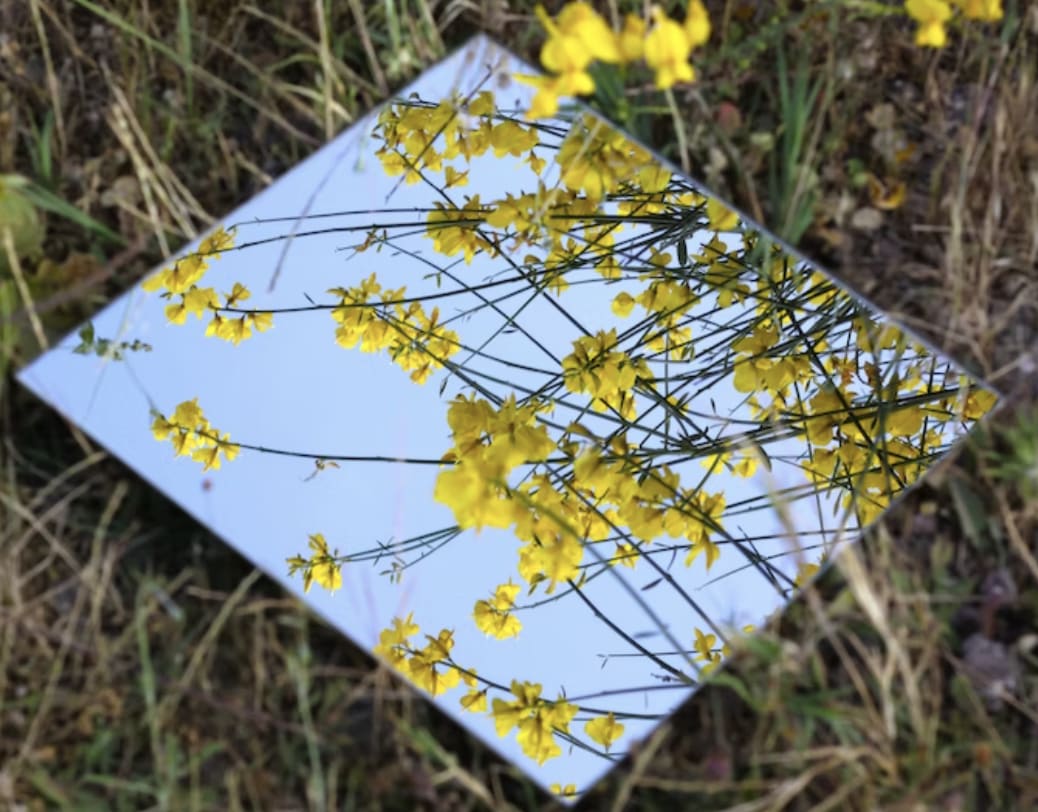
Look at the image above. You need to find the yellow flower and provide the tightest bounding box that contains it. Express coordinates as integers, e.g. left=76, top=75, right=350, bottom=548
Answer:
left=693, top=627, right=718, bottom=662
left=731, top=453, right=759, bottom=478
left=490, top=121, right=540, bottom=158
left=183, top=286, right=219, bottom=319
left=224, top=281, right=250, bottom=307
left=886, top=403, right=925, bottom=436
left=444, top=166, right=468, bottom=188
left=952, top=0, right=1002, bottom=20
left=611, top=291, right=636, bottom=317
left=164, top=298, right=189, bottom=325
left=700, top=449, right=731, bottom=473
left=372, top=613, right=419, bottom=671
left=706, top=197, right=739, bottom=231
left=172, top=398, right=205, bottom=428
left=804, top=387, right=846, bottom=445
left=249, top=311, right=274, bottom=333
left=473, top=580, right=523, bottom=639
left=164, top=254, right=208, bottom=293
left=905, top=0, right=952, bottom=47
left=610, top=542, right=639, bottom=568
left=529, top=534, right=583, bottom=594
left=539, top=24, right=594, bottom=75
left=515, top=72, right=593, bottom=120
left=529, top=3, right=608, bottom=116
left=685, top=535, right=720, bottom=571
left=219, top=316, right=253, bottom=346
left=553, top=2, right=622, bottom=64
left=433, top=464, right=514, bottom=531
left=466, top=91, right=495, bottom=117
left=198, top=225, right=235, bottom=256
left=302, top=532, right=342, bottom=593
left=960, top=387, right=997, bottom=420
left=460, top=687, right=488, bottom=712
left=409, top=654, right=460, bottom=696
left=526, top=151, right=547, bottom=175
left=491, top=680, right=578, bottom=765
left=141, top=268, right=170, bottom=292
left=645, top=9, right=694, bottom=89
left=617, top=13, right=646, bottom=62
left=584, top=712, right=624, bottom=750
left=191, top=431, right=239, bottom=472
left=684, top=0, right=711, bottom=48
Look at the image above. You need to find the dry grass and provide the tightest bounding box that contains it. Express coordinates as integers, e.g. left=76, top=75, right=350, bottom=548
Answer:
left=1, top=1, right=1035, bottom=810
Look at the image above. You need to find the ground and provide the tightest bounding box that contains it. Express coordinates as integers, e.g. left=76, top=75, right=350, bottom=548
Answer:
left=1, top=1, right=1036, bottom=810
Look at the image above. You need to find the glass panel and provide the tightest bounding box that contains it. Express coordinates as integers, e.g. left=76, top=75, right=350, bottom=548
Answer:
left=16, top=34, right=995, bottom=802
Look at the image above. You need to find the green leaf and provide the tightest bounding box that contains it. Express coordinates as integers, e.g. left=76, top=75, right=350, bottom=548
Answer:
left=79, top=322, right=95, bottom=345
left=949, top=475, right=989, bottom=545
left=19, top=182, right=124, bottom=246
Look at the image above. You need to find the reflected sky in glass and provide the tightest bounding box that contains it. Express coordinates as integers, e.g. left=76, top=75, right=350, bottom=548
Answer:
left=17, top=35, right=993, bottom=801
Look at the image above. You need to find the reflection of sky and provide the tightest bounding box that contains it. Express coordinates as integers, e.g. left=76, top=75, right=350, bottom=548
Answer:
left=17, top=35, right=976, bottom=799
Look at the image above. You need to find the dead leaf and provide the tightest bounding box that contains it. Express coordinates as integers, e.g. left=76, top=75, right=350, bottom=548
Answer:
left=867, top=175, right=906, bottom=210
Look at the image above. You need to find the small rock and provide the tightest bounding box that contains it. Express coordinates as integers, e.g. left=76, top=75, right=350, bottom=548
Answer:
left=850, top=207, right=883, bottom=231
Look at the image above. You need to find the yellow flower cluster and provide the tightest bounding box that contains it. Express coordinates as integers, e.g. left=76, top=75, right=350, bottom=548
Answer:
left=514, top=501, right=587, bottom=594
left=375, top=92, right=542, bottom=188
left=372, top=614, right=478, bottom=698
left=561, top=329, right=651, bottom=420
left=204, top=281, right=274, bottom=346
left=141, top=226, right=274, bottom=345
left=141, top=225, right=234, bottom=295
left=329, top=272, right=460, bottom=385
left=557, top=116, right=657, bottom=204
left=694, top=236, right=751, bottom=307
left=527, top=444, right=726, bottom=584
left=375, top=95, right=703, bottom=302
left=731, top=321, right=814, bottom=396
left=905, top=0, right=1002, bottom=48
left=433, top=395, right=723, bottom=597
left=434, top=394, right=556, bottom=532
left=518, top=1, right=712, bottom=119
left=150, top=398, right=240, bottom=471
left=484, top=183, right=567, bottom=253
left=425, top=195, right=497, bottom=264
left=472, top=580, right=523, bottom=640
left=492, top=679, right=579, bottom=765
left=285, top=533, right=343, bottom=593
left=372, top=612, right=624, bottom=764
left=788, top=319, right=999, bottom=525
left=632, top=269, right=701, bottom=358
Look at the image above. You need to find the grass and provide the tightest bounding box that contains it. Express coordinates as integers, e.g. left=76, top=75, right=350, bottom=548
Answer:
left=1, top=0, right=1035, bottom=809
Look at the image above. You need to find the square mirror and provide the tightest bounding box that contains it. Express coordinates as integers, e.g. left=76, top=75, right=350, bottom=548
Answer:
left=16, top=34, right=996, bottom=803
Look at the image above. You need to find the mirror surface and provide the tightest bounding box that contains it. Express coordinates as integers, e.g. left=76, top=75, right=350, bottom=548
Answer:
left=18, top=35, right=995, bottom=801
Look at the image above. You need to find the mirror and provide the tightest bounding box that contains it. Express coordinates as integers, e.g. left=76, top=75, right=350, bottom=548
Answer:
left=17, top=35, right=995, bottom=802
